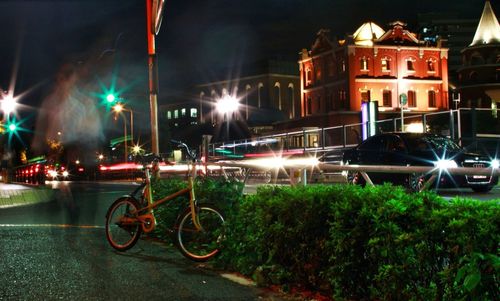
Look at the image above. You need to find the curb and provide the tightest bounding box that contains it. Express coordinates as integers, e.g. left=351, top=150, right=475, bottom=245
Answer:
left=0, top=187, right=56, bottom=209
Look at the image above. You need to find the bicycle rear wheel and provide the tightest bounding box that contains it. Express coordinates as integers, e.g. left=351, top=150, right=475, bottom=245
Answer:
left=175, top=204, right=225, bottom=262
left=105, top=197, right=142, bottom=251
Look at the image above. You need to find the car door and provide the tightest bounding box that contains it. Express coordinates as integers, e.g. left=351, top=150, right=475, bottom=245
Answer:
left=354, top=135, right=385, bottom=183
left=380, top=134, right=408, bottom=185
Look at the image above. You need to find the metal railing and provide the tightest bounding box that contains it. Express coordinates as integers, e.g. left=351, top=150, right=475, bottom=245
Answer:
left=209, top=108, right=500, bottom=159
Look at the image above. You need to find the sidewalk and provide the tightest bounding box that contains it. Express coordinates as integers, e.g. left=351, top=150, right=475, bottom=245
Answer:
left=0, top=183, right=56, bottom=209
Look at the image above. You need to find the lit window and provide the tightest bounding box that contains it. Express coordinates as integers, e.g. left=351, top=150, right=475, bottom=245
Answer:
left=427, top=60, right=435, bottom=73
left=428, top=90, right=436, bottom=107
left=408, top=90, right=416, bottom=107
left=306, top=68, right=312, bottom=85
left=181, top=108, right=186, bottom=116
left=361, top=90, right=370, bottom=102
left=406, top=59, right=415, bottom=72
left=174, top=110, right=179, bottom=118
left=381, top=58, right=391, bottom=72
left=360, top=57, right=368, bottom=71
left=383, top=90, right=392, bottom=106
left=341, top=60, right=346, bottom=72
left=190, top=108, right=197, bottom=118
left=167, top=111, right=172, bottom=119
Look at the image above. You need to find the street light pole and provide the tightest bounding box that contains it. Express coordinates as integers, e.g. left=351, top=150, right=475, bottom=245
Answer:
left=146, top=0, right=165, bottom=155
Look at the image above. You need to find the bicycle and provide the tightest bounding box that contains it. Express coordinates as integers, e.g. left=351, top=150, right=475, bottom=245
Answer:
left=105, top=140, right=225, bottom=262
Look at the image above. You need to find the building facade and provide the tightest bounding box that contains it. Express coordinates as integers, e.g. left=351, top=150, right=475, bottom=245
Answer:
left=196, top=60, right=300, bottom=129
left=297, top=21, right=449, bottom=128
left=456, top=0, right=500, bottom=109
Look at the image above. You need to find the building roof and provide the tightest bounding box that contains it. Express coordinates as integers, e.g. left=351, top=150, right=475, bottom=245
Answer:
left=470, top=0, right=500, bottom=46
left=352, top=22, right=385, bottom=46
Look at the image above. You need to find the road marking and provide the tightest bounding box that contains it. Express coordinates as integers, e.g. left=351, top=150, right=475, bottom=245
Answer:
left=0, top=224, right=104, bottom=229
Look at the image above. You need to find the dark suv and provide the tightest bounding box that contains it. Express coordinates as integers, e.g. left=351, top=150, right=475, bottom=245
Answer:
left=342, top=132, right=499, bottom=192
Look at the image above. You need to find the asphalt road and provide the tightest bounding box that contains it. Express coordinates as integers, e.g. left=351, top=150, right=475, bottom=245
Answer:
left=0, top=182, right=287, bottom=301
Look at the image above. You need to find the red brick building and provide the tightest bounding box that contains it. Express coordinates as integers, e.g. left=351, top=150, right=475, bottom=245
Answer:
left=295, top=21, right=449, bottom=128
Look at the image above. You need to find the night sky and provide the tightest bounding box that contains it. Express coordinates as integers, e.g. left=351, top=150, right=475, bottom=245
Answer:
left=0, top=0, right=496, bottom=151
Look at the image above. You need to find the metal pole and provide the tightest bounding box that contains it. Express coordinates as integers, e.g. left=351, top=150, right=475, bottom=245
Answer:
left=146, top=0, right=159, bottom=155
left=457, top=108, right=462, bottom=146
left=128, top=109, right=134, bottom=145
left=123, top=114, right=128, bottom=162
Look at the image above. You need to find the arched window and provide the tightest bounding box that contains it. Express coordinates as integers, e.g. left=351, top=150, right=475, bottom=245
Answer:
left=287, top=83, right=295, bottom=119
left=406, top=57, right=416, bottom=72
left=274, top=82, right=281, bottom=110
left=383, top=90, right=392, bottom=107
left=381, top=57, right=391, bottom=72
left=360, top=57, right=369, bottom=71
left=258, top=83, right=264, bottom=108
left=306, top=68, right=312, bottom=85
left=469, top=71, right=478, bottom=82
left=470, top=53, right=483, bottom=65
left=408, top=90, right=416, bottom=107
left=428, top=90, right=436, bottom=107
left=427, top=59, right=436, bottom=73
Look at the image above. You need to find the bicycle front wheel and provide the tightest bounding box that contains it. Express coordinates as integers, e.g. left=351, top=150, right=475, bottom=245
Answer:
left=105, top=197, right=142, bottom=251
left=175, top=205, right=225, bottom=262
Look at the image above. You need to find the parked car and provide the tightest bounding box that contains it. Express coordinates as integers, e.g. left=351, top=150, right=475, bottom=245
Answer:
left=342, top=132, right=499, bottom=192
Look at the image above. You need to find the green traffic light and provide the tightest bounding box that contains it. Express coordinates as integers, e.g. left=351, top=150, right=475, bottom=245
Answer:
left=8, top=123, right=17, bottom=132
left=106, top=94, right=116, bottom=103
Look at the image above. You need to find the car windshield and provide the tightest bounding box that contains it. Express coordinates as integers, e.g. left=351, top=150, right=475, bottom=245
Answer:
left=407, top=136, right=462, bottom=152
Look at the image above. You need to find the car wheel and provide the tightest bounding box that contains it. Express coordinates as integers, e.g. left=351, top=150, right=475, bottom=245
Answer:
left=407, top=173, right=425, bottom=192
left=471, top=185, right=492, bottom=193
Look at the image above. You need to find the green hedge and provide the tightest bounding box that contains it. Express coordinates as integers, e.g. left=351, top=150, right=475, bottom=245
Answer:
left=150, top=176, right=243, bottom=239
left=214, top=184, right=499, bottom=301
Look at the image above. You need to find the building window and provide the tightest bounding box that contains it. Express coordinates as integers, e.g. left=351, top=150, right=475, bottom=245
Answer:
left=181, top=108, right=186, bottom=116
left=339, top=89, right=347, bottom=109
left=307, top=96, right=312, bottom=115
left=341, top=60, right=346, bottom=73
left=174, top=110, right=179, bottom=119
left=408, top=90, right=416, bottom=107
left=361, top=90, right=371, bottom=102
left=360, top=57, right=368, bottom=71
left=306, top=68, right=312, bottom=85
left=316, top=96, right=321, bottom=112
left=428, top=90, right=436, bottom=107
left=190, top=108, right=197, bottom=118
left=167, top=111, right=172, bottom=119
left=427, top=60, right=436, bottom=73
left=383, top=90, right=392, bottom=107
left=406, top=59, right=415, bottom=72
left=381, top=58, right=391, bottom=72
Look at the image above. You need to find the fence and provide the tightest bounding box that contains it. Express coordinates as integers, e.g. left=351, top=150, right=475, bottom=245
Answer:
left=209, top=108, right=500, bottom=160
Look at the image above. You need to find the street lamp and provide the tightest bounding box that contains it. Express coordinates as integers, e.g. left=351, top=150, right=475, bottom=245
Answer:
left=113, top=103, right=134, bottom=162
left=216, top=95, right=239, bottom=141
left=1, top=94, right=17, bottom=117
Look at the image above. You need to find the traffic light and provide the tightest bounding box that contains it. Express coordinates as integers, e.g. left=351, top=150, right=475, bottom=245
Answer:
left=106, top=93, right=116, bottom=103
left=8, top=123, right=17, bottom=132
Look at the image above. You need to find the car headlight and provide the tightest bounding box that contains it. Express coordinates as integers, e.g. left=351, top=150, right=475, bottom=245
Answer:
left=62, top=171, right=69, bottom=177
left=491, top=159, right=500, bottom=169
left=434, top=159, right=458, bottom=170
